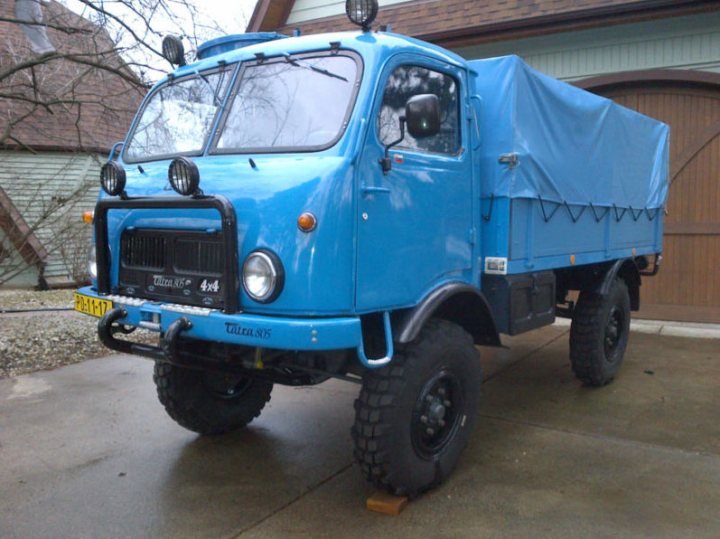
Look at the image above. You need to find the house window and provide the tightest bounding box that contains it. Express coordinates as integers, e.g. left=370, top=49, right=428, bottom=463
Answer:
left=378, top=65, right=460, bottom=155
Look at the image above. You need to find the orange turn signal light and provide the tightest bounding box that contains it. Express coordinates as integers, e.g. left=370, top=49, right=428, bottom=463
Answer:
left=297, top=212, right=317, bottom=232
left=82, top=211, right=94, bottom=224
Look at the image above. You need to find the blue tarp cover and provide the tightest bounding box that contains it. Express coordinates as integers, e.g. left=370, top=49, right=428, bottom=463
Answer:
left=469, top=56, right=669, bottom=210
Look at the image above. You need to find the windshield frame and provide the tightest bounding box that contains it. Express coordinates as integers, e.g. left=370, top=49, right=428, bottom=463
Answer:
left=122, top=64, right=237, bottom=164
left=209, top=49, right=363, bottom=155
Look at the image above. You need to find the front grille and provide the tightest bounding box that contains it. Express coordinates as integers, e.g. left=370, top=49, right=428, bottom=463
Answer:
left=174, top=239, right=223, bottom=274
left=121, top=234, right=166, bottom=270
left=118, top=228, right=226, bottom=309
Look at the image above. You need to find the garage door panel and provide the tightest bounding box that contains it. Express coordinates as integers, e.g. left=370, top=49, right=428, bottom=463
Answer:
left=668, top=137, right=720, bottom=224
left=642, top=235, right=720, bottom=312
left=595, top=79, right=720, bottom=322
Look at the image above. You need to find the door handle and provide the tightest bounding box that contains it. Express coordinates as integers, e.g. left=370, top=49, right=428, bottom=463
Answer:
left=361, top=185, right=391, bottom=195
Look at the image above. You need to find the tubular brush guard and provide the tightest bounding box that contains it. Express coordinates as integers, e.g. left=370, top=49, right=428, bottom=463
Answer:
left=98, top=307, right=192, bottom=361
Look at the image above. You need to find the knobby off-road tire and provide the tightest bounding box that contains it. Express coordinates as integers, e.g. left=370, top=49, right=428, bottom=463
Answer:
left=352, top=319, right=482, bottom=497
left=570, top=278, right=631, bottom=387
left=153, top=362, right=273, bottom=435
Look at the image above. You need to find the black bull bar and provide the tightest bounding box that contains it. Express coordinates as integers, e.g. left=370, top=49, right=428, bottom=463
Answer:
left=94, top=195, right=239, bottom=361
left=98, top=307, right=191, bottom=361
left=94, top=194, right=240, bottom=313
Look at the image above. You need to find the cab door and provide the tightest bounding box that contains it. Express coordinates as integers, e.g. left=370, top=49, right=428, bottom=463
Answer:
left=355, top=57, right=474, bottom=311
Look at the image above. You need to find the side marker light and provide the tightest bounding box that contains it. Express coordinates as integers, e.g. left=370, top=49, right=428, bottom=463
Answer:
left=297, top=212, right=317, bottom=232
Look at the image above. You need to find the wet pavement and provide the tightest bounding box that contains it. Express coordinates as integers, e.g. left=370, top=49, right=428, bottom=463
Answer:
left=1, top=326, right=719, bottom=538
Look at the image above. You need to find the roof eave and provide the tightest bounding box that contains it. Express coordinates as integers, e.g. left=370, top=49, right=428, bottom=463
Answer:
left=247, top=0, right=294, bottom=32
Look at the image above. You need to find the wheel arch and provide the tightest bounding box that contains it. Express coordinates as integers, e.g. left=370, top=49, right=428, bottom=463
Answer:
left=396, top=282, right=501, bottom=346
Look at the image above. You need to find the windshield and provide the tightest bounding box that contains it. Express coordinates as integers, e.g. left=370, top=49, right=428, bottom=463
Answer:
left=215, top=54, right=358, bottom=152
left=124, top=68, right=231, bottom=162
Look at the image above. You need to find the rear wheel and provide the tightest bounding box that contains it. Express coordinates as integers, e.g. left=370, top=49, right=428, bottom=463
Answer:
left=570, top=278, right=631, bottom=386
left=153, top=362, right=273, bottom=435
left=352, top=319, right=482, bottom=497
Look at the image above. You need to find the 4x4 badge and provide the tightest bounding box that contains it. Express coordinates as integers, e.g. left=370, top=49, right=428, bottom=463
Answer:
left=199, top=279, right=221, bottom=293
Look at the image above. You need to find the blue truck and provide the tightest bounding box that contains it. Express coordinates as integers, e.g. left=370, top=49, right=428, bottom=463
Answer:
left=74, top=1, right=668, bottom=497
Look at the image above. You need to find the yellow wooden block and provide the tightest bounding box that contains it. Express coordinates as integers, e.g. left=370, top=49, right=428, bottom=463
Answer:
left=366, top=491, right=408, bottom=515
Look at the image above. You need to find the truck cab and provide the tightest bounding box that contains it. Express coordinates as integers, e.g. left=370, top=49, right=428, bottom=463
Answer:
left=75, top=0, right=667, bottom=497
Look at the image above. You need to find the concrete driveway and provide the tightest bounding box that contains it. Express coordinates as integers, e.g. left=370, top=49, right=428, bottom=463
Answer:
left=1, top=326, right=719, bottom=538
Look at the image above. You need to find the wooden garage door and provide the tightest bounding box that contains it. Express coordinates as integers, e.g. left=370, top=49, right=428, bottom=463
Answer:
left=583, top=72, right=720, bottom=323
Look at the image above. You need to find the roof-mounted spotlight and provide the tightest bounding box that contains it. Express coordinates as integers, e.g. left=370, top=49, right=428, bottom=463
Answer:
left=345, top=0, right=379, bottom=31
left=162, top=35, right=186, bottom=66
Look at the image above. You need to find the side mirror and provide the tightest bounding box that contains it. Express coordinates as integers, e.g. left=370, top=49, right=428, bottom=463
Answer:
left=378, top=94, right=441, bottom=175
left=405, top=94, right=440, bottom=138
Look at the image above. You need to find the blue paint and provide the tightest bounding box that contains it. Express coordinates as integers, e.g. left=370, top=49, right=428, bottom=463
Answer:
left=81, top=29, right=669, bottom=367
left=356, top=311, right=394, bottom=368
left=196, top=33, right=288, bottom=60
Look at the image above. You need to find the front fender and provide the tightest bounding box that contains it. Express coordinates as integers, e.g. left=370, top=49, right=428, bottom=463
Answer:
left=396, top=282, right=501, bottom=346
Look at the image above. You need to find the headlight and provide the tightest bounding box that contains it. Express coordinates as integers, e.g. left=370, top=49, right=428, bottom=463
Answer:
left=100, top=161, right=126, bottom=196
left=242, top=250, right=284, bottom=303
left=345, top=0, right=378, bottom=30
left=162, top=35, right=186, bottom=67
left=88, top=244, right=97, bottom=279
left=168, top=157, right=200, bottom=196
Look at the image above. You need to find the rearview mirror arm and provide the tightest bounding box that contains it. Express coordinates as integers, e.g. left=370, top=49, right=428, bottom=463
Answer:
left=378, top=116, right=406, bottom=175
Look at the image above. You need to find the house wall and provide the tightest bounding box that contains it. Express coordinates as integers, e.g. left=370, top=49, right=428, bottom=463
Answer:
left=454, top=12, right=720, bottom=81
left=0, top=230, right=39, bottom=288
left=287, top=0, right=410, bottom=25
left=0, top=151, right=101, bottom=287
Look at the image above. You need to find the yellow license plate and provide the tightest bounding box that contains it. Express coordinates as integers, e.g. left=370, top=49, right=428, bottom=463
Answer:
left=74, top=293, right=113, bottom=318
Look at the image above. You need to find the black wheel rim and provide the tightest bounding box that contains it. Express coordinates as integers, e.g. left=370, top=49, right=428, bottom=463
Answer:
left=604, top=305, right=625, bottom=360
left=202, top=372, right=252, bottom=400
left=411, top=369, right=464, bottom=459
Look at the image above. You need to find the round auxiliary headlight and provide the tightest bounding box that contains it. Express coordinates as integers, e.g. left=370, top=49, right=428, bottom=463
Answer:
left=100, top=161, right=126, bottom=196
left=242, top=250, right=284, bottom=303
left=162, top=35, right=186, bottom=66
left=168, top=157, right=200, bottom=196
left=345, top=0, right=379, bottom=30
left=88, top=244, right=97, bottom=280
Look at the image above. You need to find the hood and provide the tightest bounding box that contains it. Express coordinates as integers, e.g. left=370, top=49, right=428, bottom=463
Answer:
left=103, top=154, right=357, bottom=315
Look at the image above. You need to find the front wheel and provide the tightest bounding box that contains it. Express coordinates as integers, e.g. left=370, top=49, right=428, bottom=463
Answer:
left=570, top=278, right=631, bottom=386
left=153, top=362, right=273, bottom=435
left=352, top=319, right=482, bottom=497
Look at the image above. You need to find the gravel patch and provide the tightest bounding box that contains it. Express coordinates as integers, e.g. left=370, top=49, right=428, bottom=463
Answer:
left=0, top=290, right=157, bottom=379
left=0, top=289, right=75, bottom=311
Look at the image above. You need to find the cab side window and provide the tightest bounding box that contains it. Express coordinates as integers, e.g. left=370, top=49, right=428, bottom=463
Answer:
left=378, top=65, right=460, bottom=155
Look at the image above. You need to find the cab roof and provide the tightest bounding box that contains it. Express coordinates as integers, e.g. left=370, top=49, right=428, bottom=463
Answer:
left=165, top=31, right=468, bottom=83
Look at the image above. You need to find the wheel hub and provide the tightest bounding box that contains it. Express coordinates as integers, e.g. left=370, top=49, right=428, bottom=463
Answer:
left=412, top=370, right=463, bottom=457
left=604, top=306, right=624, bottom=359
left=202, top=372, right=251, bottom=399
left=428, top=401, right=446, bottom=424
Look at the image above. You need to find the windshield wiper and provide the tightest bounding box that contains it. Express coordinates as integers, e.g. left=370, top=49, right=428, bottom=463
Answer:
left=282, top=52, right=348, bottom=82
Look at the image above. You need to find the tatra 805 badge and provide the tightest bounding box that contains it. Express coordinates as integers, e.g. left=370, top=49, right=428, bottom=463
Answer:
left=151, top=275, right=192, bottom=289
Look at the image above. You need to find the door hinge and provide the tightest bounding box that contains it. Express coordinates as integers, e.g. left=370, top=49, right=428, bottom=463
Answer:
left=468, top=227, right=476, bottom=245
left=498, top=152, right=519, bottom=168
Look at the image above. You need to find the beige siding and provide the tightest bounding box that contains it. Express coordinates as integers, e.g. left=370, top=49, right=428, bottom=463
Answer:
left=0, top=230, right=39, bottom=288
left=0, top=151, right=101, bottom=286
left=454, top=12, right=720, bottom=81
left=287, top=0, right=411, bottom=25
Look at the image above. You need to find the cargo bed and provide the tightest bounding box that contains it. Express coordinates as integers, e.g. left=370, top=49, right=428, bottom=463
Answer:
left=470, top=56, right=669, bottom=274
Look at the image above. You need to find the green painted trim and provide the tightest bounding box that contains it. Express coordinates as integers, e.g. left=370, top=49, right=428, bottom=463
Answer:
left=454, top=12, right=720, bottom=81
left=0, top=151, right=101, bottom=284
